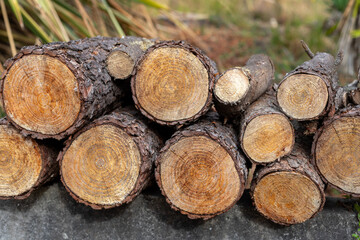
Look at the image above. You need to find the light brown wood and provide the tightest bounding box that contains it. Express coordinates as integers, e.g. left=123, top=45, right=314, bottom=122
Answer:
left=253, top=171, right=323, bottom=225
left=134, top=47, right=209, bottom=122
left=2, top=55, right=81, bottom=135
left=277, top=74, right=329, bottom=120
left=0, top=125, right=42, bottom=197
left=61, top=124, right=141, bottom=206
left=214, top=67, right=249, bottom=103
left=314, top=116, right=360, bottom=195
left=243, top=114, right=294, bottom=163
left=159, top=135, right=241, bottom=215
left=107, top=51, right=134, bottom=79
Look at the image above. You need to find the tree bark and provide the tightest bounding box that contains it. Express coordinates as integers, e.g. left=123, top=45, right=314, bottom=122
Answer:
left=312, top=105, right=360, bottom=196
left=0, top=36, right=141, bottom=140
left=155, top=115, right=247, bottom=219
left=214, top=54, right=274, bottom=118
left=131, top=40, right=218, bottom=126
left=240, top=87, right=295, bottom=164
left=58, top=109, right=162, bottom=209
left=251, top=145, right=325, bottom=225
left=276, top=41, right=339, bottom=120
left=0, top=118, right=59, bottom=199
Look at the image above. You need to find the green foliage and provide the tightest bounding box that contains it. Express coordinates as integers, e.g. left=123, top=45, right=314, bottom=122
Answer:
left=353, top=203, right=360, bottom=239
left=332, top=0, right=350, bottom=11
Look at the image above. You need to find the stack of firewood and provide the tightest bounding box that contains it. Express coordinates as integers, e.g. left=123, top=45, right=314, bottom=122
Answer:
left=0, top=36, right=359, bottom=225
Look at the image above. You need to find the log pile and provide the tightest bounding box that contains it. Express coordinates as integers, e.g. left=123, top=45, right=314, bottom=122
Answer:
left=0, top=36, right=359, bottom=225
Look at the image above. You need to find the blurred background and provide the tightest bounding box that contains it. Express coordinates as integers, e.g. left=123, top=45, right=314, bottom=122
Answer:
left=0, top=0, right=358, bottom=83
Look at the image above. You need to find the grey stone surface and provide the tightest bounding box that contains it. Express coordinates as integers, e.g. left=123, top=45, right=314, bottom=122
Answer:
left=0, top=180, right=358, bottom=240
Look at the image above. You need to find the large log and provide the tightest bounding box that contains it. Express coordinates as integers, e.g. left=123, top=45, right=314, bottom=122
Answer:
left=240, top=88, right=294, bottom=164
left=0, top=36, right=152, bottom=140
left=59, top=109, right=161, bottom=209
left=155, top=116, right=247, bottom=219
left=0, top=119, right=59, bottom=199
left=131, top=40, right=218, bottom=126
left=213, top=54, right=274, bottom=118
left=312, top=105, right=360, bottom=196
left=277, top=41, right=340, bottom=120
left=251, top=145, right=325, bottom=225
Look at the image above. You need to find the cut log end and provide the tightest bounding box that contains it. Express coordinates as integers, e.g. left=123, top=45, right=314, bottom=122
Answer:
left=133, top=46, right=210, bottom=123
left=315, top=116, right=360, bottom=195
left=2, top=55, right=81, bottom=135
left=61, top=124, right=141, bottom=207
left=0, top=125, right=42, bottom=198
left=277, top=74, right=328, bottom=120
left=253, top=171, right=323, bottom=225
left=242, top=114, right=294, bottom=163
left=214, top=68, right=249, bottom=104
left=106, top=51, right=134, bottom=79
left=158, top=135, right=241, bottom=217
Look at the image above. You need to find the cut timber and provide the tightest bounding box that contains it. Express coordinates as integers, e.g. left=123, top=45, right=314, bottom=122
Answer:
left=59, top=110, right=161, bottom=209
left=240, top=88, right=294, bottom=164
left=131, top=40, right=217, bottom=126
left=106, top=36, right=155, bottom=80
left=0, top=119, right=58, bottom=199
left=251, top=145, right=325, bottom=225
left=335, top=79, right=360, bottom=110
left=214, top=54, right=274, bottom=118
left=312, top=106, right=360, bottom=196
left=155, top=118, right=247, bottom=219
left=0, top=36, right=133, bottom=140
left=277, top=42, right=339, bottom=120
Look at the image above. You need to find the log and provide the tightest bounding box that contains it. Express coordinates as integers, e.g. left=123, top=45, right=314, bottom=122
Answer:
left=251, top=145, right=325, bottom=225
left=0, top=36, right=137, bottom=140
left=312, top=105, right=360, bottom=196
left=335, top=79, right=360, bottom=110
left=0, top=118, right=58, bottom=199
left=131, top=40, right=218, bottom=126
left=214, top=54, right=274, bottom=118
left=106, top=36, right=155, bottom=80
left=276, top=41, right=339, bottom=120
left=155, top=115, right=247, bottom=219
left=59, top=109, right=162, bottom=209
left=240, top=88, right=295, bottom=164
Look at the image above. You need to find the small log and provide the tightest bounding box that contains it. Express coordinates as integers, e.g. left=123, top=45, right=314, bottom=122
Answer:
left=0, top=119, right=58, bottom=199
left=214, top=54, right=274, bottom=118
left=251, top=145, right=325, bottom=225
left=277, top=41, right=339, bottom=120
left=240, top=88, right=295, bottom=164
left=131, top=40, right=218, bottom=126
left=335, top=79, right=360, bottom=110
left=59, top=109, right=161, bottom=209
left=0, top=36, right=138, bottom=140
left=106, top=36, right=155, bottom=80
left=155, top=116, right=247, bottom=219
left=312, top=105, right=360, bottom=196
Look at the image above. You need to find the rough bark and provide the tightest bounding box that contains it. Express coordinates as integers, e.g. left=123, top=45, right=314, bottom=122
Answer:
left=0, top=36, right=135, bottom=140
left=312, top=105, right=360, bottom=197
left=214, top=54, right=274, bottom=118
left=335, top=79, right=360, bottom=110
left=240, top=87, right=295, bottom=164
left=131, top=40, right=218, bottom=126
left=277, top=41, right=340, bottom=120
left=106, top=36, right=155, bottom=80
left=155, top=115, right=247, bottom=219
left=58, top=109, right=162, bottom=209
left=251, top=145, right=325, bottom=225
left=0, top=118, right=59, bottom=200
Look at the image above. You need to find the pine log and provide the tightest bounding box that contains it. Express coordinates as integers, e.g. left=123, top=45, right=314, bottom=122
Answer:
left=155, top=116, right=247, bottom=219
left=312, top=105, right=360, bottom=196
left=131, top=40, right=218, bottom=126
left=240, top=88, right=295, bottom=164
left=0, top=36, right=142, bottom=140
left=251, top=145, right=325, bottom=225
left=335, top=79, right=360, bottom=110
left=106, top=36, right=155, bottom=80
left=59, top=109, right=161, bottom=209
left=214, top=54, right=274, bottom=118
left=0, top=118, right=59, bottom=199
left=277, top=41, right=339, bottom=120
